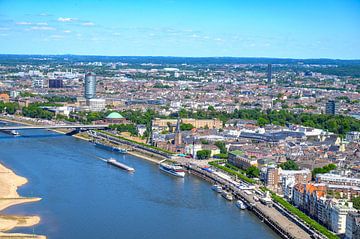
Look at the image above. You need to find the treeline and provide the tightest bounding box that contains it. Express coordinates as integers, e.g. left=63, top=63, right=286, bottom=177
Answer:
left=43, top=96, right=76, bottom=103
left=22, top=104, right=54, bottom=120
left=312, top=164, right=336, bottom=179
left=109, top=124, right=138, bottom=136
left=177, top=108, right=360, bottom=136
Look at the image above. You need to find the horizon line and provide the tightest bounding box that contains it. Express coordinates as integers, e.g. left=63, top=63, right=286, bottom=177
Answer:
left=0, top=53, right=359, bottom=61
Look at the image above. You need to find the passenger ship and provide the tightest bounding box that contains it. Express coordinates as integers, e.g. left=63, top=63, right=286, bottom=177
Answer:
left=159, top=162, right=185, bottom=177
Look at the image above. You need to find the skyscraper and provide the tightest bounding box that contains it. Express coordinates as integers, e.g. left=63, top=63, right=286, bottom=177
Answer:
left=267, top=64, right=272, bottom=84
left=84, top=73, right=96, bottom=99
left=325, top=100, right=338, bottom=115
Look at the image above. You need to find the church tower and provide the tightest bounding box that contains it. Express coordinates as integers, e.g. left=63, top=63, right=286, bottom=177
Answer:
left=174, top=117, right=182, bottom=146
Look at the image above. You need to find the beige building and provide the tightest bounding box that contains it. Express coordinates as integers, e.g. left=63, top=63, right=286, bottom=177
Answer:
left=228, top=150, right=257, bottom=170
left=153, top=118, right=223, bottom=129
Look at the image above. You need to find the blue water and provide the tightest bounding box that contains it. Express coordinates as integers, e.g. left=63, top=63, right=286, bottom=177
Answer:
left=0, top=128, right=279, bottom=239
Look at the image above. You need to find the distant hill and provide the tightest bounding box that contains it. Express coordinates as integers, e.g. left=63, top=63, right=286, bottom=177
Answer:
left=0, top=54, right=359, bottom=66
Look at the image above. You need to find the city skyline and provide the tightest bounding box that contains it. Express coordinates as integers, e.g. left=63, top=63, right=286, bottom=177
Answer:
left=0, top=0, right=359, bottom=59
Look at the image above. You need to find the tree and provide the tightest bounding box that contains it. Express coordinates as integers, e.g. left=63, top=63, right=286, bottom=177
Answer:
left=180, top=123, right=194, bottom=131
left=196, top=150, right=211, bottom=160
left=352, top=197, right=360, bottom=210
left=279, top=160, right=299, bottom=170
left=246, top=166, right=260, bottom=178
left=208, top=105, right=215, bottom=111
left=312, top=164, right=337, bottom=179
left=257, top=117, right=269, bottom=127
left=214, top=141, right=227, bottom=154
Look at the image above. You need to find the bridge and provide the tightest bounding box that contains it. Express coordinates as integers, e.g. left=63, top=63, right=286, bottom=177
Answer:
left=0, top=124, right=109, bottom=136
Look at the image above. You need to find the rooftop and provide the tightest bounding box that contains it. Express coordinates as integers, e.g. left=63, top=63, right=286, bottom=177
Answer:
left=106, top=112, right=124, bottom=119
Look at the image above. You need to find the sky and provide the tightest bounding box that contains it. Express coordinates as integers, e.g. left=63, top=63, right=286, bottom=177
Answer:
left=0, top=0, right=359, bottom=59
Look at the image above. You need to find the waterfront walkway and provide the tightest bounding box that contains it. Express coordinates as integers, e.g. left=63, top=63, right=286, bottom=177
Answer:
left=187, top=165, right=314, bottom=239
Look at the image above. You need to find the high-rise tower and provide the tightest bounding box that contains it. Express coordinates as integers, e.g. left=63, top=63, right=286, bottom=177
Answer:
left=84, top=73, right=96, bottom=99
left=325, top=100, right=338, bottom=115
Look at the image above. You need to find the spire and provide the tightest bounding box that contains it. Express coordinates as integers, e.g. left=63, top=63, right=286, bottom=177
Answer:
left=176, top=116, right=181, bottom=133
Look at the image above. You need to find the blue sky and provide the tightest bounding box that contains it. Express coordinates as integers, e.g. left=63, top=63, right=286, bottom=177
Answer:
left=0, top=0, right=359, bottom=58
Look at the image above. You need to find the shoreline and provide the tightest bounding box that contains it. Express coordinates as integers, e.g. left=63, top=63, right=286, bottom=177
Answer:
left=0, top=163, right=45, bottom=239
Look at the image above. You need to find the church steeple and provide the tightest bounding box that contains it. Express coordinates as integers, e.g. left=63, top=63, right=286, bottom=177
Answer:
left=174, top=117, right=182, bottom=145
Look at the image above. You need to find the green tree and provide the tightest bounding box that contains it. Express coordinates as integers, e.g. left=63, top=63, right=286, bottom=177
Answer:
left=279, top=160, right=299, bottom=170
left=312, top=164, right=337, bottom=179
left=257, top=117, right=269, bottom=127
left=352, top=197, right=360, bottom=210
left=214, top=141, right=227, bottom=154
left=246, top=166, right=260, bottom=178
left=180, top=123, right=194, bottom=131
left=196, top=149, right=211, bottom=160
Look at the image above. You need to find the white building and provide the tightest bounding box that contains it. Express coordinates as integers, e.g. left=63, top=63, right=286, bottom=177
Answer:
left=331, top=201, right=357, bottom=234
left=316, top=173, right=360, bottom=187
left=87, top=99, right=106, bottom=112
left=32, top=78, right=44, bottom=88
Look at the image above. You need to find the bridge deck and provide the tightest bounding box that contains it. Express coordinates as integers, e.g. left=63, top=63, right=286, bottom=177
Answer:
left=0, top=125, right=109, bottom=130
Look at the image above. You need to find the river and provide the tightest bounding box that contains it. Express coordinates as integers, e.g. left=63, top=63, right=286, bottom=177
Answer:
left=0, top=127, right=279, bottom=239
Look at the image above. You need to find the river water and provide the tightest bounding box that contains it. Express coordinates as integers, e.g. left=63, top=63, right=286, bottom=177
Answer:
left=0, top=127, right=279, bottom=239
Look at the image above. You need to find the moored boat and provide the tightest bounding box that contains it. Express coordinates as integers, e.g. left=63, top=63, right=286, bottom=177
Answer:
left=159, top=162, right=185, bottom=177
left=221, top=191, right=233, bottom=201
left=235, top=200, right=247, bottom=210
left=211, top=184, right=223, bottom=193
left=95, top=141, right=127, bottom=153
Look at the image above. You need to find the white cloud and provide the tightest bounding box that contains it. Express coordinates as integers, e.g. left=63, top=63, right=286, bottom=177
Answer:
left=16, top=21, right=32, bottom=25
left=63, top=30, right=71, bottom=33
left=82, top=22, right=95, bottom=26
left=36, top=22, right=48, bottom=26
left=29, top=26, right=55, bottom=31
left=57, top=17, right=75, bottom=22
left=50, top=34, right=64, bottom=39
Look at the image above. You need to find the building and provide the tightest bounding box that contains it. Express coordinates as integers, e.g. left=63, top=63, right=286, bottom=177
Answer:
left=228, top=150, right=257, bottom=170
left=0, top=93, right=10, bottom=102
left=88, top=99, right=105, bottom=112
left=84, top=73, right=96, bottom=99
left=152, top=118, right=222, bottom=129
left=330, top=201, right=356, bottom=234
left=326, top=100, right=338, bottom=115
left=267, top=64, right=272, bottom=84
left=49, top=79, right=64, bottom=88
left=265, top=166, right=311, bottom=197
left=32, top=78, right=44, bottom=88
left=345, top=211, right=360, bottom=239
left=105, top=112, right=126, bottom=124
left=316, top=173, right=360, bottom=187
left=346, top=131, right=360, bottom=142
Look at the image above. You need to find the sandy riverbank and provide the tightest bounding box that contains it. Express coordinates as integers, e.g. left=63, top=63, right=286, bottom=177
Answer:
left=0, top=164, right=45, bottom=239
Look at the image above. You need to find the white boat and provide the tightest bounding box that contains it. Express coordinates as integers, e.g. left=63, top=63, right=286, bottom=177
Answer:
left=221, top=191, right=233, bottom=201
left=236, top=200, right=247, bottom=210
left=211, top=184, right=223, bottom=193
left=107, top=158, right=135, bottom=172
left=159, top=163, right=185, bottom=177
